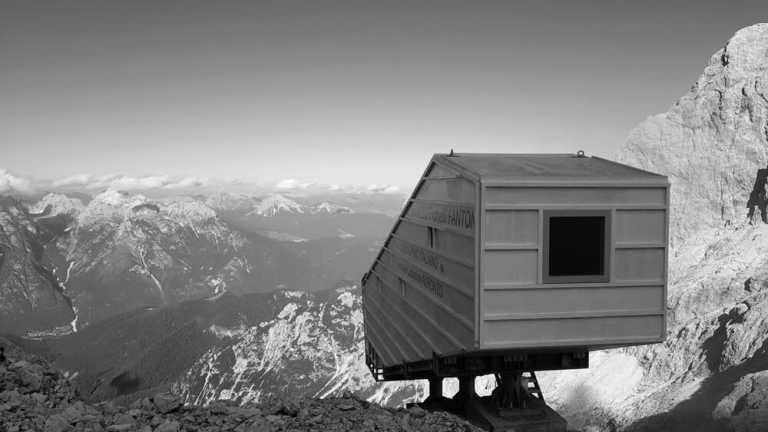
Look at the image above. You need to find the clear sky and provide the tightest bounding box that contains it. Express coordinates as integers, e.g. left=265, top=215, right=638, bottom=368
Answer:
left=2, top=0, right=767, bottom=188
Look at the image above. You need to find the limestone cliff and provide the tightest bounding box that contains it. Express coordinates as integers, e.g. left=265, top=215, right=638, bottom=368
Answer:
left=541, top=23, right=768, bottom=432
left=619, top=23, right=768, bottom=247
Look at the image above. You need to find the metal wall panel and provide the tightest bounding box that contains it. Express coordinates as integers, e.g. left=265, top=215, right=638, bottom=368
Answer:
left=482, top=285, right=664, bottom=316
left=484, top=250, right=538, bottom=284
left=615, top=210, right=666, bottom=244
left=426, top=164, right=457, bottom=178
left=407, top=201, right=475, bottom=235
left=388, top=237, right=474, bottom=291
left=479, top=185, right=668, bottom=350
left=485, top=210, right=538, bottom=245
left=485, top=187, right=666, bottom=207
left=417, top=178, right=476, bottom=203
left=394, top=220, right=474, bottom=265
left=378, top=249, right=474, bottom=316
left=363, top=160, right=477, bottom=369
left=483, top=315, right=664, bottom=348
left=371, top=262, right=473, bottom=355
left=614, top=248, right=665, bottom=282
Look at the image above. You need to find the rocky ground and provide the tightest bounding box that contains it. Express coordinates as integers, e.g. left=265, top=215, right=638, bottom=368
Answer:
left=0, top=339, right=482, bottom=432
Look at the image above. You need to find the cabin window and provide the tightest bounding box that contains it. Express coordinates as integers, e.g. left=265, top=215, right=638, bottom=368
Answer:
left=398, top=277, right=407, bottom=297
left=427, top=227, right=439, bottom=249
left=543, top=210, right=610, bottom=283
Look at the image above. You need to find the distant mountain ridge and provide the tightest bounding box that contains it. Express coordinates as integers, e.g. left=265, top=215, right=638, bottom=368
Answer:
left=0, top=196, right=75, bottom=334
left=0, top=189, right=393, bottom=336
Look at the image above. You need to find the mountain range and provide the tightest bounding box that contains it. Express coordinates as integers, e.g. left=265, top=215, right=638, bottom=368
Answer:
left=0, top=189, right=397, bottom=335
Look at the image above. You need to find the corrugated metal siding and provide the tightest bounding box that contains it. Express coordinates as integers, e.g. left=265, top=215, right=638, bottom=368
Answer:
left=362, top=159, right=477, bottom=368
left=479, top=185, right=668, bottom=350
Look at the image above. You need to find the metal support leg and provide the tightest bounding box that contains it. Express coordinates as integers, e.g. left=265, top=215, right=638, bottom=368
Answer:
left=456, top=375, right=476, bottom=402
left=493, top=370, right=529, bottom=409
left=428, top=377, right=443, bottom=401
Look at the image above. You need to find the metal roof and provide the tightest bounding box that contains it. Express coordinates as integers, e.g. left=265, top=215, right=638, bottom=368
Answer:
left=434, top=153, right=668, bottom=184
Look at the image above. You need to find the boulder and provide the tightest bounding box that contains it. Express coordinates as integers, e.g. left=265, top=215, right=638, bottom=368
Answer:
left=152, top=392, right=182, bottom=414
left=44, top=414, right=70, bottom=432
left=154, top=420, right=181, bottom=432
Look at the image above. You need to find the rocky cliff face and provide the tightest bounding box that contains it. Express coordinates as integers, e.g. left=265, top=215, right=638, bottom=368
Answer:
left=619, top=23, right=768, bottom=246
left=539, top=23, right=768, bottom=432
left=173, top=285, right=426, bottom=408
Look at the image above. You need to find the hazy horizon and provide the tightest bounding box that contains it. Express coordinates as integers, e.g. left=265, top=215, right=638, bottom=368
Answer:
left=3, top=1, right=768, bottom=189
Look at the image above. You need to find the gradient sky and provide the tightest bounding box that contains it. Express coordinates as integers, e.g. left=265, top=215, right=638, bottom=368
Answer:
left=2, top=1, right=767, bottom=188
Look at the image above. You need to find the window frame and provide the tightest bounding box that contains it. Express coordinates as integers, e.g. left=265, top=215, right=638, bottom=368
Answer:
left=542, top=209, right=611, bottom=284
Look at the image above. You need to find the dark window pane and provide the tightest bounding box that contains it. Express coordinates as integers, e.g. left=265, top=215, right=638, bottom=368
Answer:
left=548, top=216, right=605, bottom=276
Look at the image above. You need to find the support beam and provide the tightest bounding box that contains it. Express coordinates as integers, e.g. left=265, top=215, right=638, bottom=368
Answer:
left=455, top=375, right=476, bottom=404
left=426, top=377, right=443, bottom=402
left=493, top=370, right=528, bottom=409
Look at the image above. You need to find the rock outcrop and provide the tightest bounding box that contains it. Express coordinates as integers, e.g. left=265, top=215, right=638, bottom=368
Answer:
left=173, top=285, right=426, bottom=409
left=713, top=371, right=768, bottom=432
left=619, top=23, right=768, bottom=247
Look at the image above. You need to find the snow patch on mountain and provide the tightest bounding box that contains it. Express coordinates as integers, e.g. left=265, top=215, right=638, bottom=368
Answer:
left=336, top=228, right=355, bottom=239
left=174, top=286, right=424, bottom=408
left=28, top=193, right=84, bottom=218
left=77, top=190, right=150, bottom=225
left=309, top=202, right=353, bottom=215
left=162, top=198, right=218, bottom=225
left=204, top=193, right=255, bottom=212
left=248, top=194, right=305, bottom=217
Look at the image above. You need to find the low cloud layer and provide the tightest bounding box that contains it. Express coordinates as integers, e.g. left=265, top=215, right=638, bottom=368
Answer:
left=274, top=178, right=402, bottom=194
left=0, top=169, right=406, bottom=197
left=0, top=169, right=36, bottom=195
left=52, top=174, right=209, bottom=191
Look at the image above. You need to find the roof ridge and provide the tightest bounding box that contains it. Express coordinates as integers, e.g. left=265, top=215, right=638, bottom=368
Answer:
left=433, top=152, right=667, bottom=182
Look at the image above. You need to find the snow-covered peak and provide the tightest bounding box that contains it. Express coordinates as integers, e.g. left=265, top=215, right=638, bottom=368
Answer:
left=28, top=193, right=85, bottom=218
left=308, top=202, right=353, bottom=215
left=204, top=192, right=255, bottom=211
left=163, top=198, right=217, bottom=224
left=249, top=194, right=305, bottom=217
left=94, top=189, right=148, bottom=207
left=78, top=190, right=150, bottom=225
left=337, top=228, right=355, bottom=239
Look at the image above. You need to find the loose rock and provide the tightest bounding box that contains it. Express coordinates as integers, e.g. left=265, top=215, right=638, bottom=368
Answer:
left=0, top=337, right=484, bottom=432
left=152, top=392, right=182, bottom=414
left=154, top=420, right=181, bottom=432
